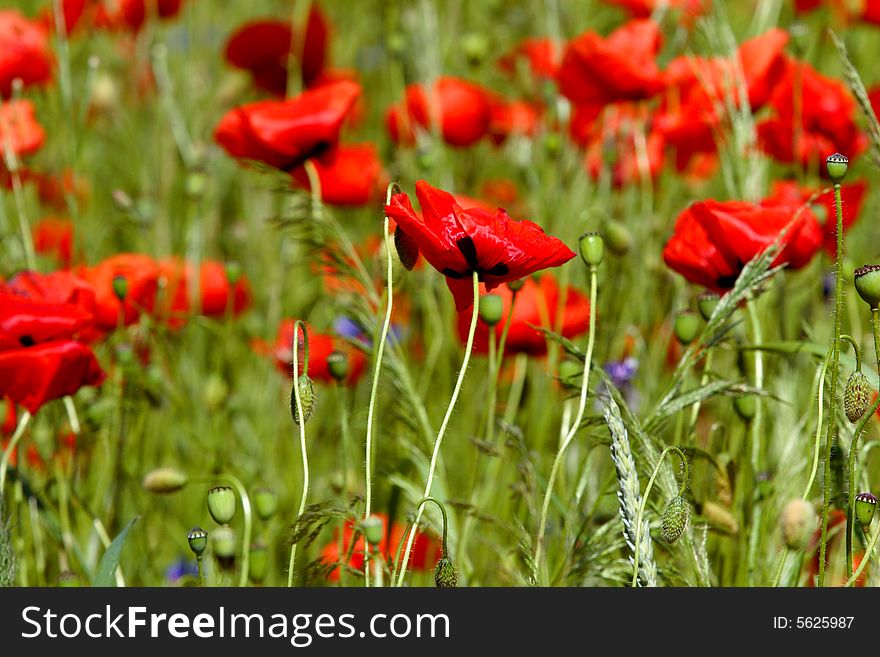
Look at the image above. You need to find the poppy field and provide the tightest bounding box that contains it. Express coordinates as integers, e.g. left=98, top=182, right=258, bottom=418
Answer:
left=3, top=0, right=880, bottom=590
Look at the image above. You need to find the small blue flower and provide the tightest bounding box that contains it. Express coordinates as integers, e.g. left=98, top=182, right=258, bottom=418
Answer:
left=165, top=557, right=198, bottom=583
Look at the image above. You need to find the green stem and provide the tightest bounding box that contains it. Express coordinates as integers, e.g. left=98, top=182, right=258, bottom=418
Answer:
left=221, top=474, right=253, bottom=587
left=0, top=410, right=31, bottom=493
left=394, top=272, right=480, bottom=587
left=534, top=264, right=598, bottom=581
left=287, top=321, right=310, bottom=586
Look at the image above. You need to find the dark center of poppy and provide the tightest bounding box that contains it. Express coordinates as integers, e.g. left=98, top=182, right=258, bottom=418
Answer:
left=18, top=335, right=35, bottom=347
left=441, top=237, right=509, bottom=281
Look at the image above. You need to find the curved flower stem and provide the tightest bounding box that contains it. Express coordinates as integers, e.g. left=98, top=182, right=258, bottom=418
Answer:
left=818, top=180, right=847, bottom=588
left=220, top=474, right=253, bottom=587
left=287, top=320, right=310, bottom=587
left=534, top=264, right=598, bottom=582
left=391, top=496, right=451, bottom=583
left=363, top=181, right=400, bottom=587
left=0, top=410, right=32, bottom=493
left=394, top=272, right=480, bottom=587
left=631, top=446, right=689, bottom=587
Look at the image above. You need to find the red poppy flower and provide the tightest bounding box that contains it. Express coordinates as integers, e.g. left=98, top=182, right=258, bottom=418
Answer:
left=5, top=270, right=96, bottom=313
left=804, top=509, right=867, bottom=587
left=38, top=0, right=90, bottom=35
left=602, top=0, right=709, bottom=20
left=739, top=28, right=789, bottom=110
left=224, top=9, right=328, bottom=96
left=1, top=398, right=15, bottom=435
left=290, top=142, right=386, bottom=206
left=757, top=58, right=866, bottom=170
left=0, top=11, right=53, bottom=98
left=0, top=100, right=45, bottom=158
left=319, top=514, right=441, bottom=582
left=94, top=0, right=184, bottom=32
left=33, top=217, right=74, bottom=268
left=0, top=340, right=105, bottom=414
left=497, top=37, right=561, bottom=80
left=456, top=275, right=590, bottom=356
left=156, top=257, right=251, bottom=328
left=78, top=253, right=160, bottom=331
left=385, top=181, right=576, bottom=311
left=0, top=292, right=94, bottom=350
left=488, top=98, right=542, bottom=145
left=271, top=319, right=366, bottom=386
left=663, top=199, right=823, bottom=293
left=31, top=168, right=90, bottom=211
left=583, top=104, right=666, bottom=186
left=214, top=79, right=361, bottom=171
left=385, top=77, right=494, bottom=147
left=762, top=179, right=867, bottom=257
left=557, top=19, right=666, bottom=107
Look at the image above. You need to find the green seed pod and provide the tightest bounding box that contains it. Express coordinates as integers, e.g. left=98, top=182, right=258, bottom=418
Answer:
left=327, top=351, right=349, bottom=382
left=394, top=226, right=419, bottom=271
left=207, top=486, right=236, bottom=525
left=854, top=264, right=880, bottom=310
left=603, top=220, right=631, bottom=256
left=57, top=571, right=80, bottom=587
left=661, top=496, right=690, bottom=544
left=855, top=492, right=877, bottom=527
left=211, top=526, right=236, bottom=559
left=844, top=372, right=871, bottom=423
left=112, top=274, right=128, bottom=301
left=696, top=292, right=719, bottom=321
left=826, top=152, right=848, bottom=184
left=479, top=294, right=504, bottom=327
left=578, top=232, right=604, bottom=267
left=434, top=556, right=458, bottom=588
left=187, top=527, right=208, bottom=556
left=290, top=375, right=316, bottom=425
left=673, top=309, right=701, bottom=345
left=142, top=467, right=188, bottom=494
left=733, top=395, right=756, bottom=422
left=253, top=487, right=278, bottom=521
left=249, top=542, right=268, bottom=583
left=360, top=515, right=384, bottom=547
left=780, top=498, right=816, bottom=550
left=507, top=278, right=525, bottom=293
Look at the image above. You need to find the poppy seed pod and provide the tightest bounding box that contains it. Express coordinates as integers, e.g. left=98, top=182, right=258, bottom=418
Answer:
left=661, top=496, right=690, bottom=544
left=248, top=542, right=268, bottom=583
left=844, top=372, right=871, bottom=423
left=434, top=556, right=458, bottom=587
left=578, top=232, right=604, bottom=267
left=673, top=309, right=701, bottom=345
left=142, top=467, right=188, bottom=494
left=360, top=515, right=384, bottom=546
left=826, top=153, right=848, bottom=184
left=603, top=220, right=631, bottom=256
left=479, top=294, right=504, bottom=327
left=696, top=292, right=719, bottom=321
left=253, top=487, right=278, bottom=521
left=326, top=351, right=349, bottom=382
left=855, top=492, right=877, bottom=528
left=780, top=499, right=816, bottom=550
left=207, top=486, right=236, bottom=525
left=187, top=527, right=208, bottom=556
left=211, top=526, right=236, bottom=559
left=854, top=265, right=880, bottom=310
left=290, top=375, right=316, bottom=425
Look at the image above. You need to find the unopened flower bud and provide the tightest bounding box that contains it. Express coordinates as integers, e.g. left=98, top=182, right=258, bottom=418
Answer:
left=253, top=487, right=278, bottom=521
left=249, top=542, right=268, bottom=583
left=696, top=292, right=719, bottom=321
left=290, top=375, right=316, bottom=425
left=479, top=294, right=504, bottom=326
left=661, top=496, right=690, bottom=544
left=434, top=556, right=458, bottom=587
left=578, top=232, right=604, bottom=267
left=733, top=395, right=756, bottom=422
left=462, top=33, right=489, bottom=65
left=112, top=275, right=128, bottom=301
left=187, top=527, right=208, bottom=556
left=826, top=152, right=848, bottom=184
left=856, top=492, right=877, bottom=527
left=780, top=498, right=816, bottom=550
left=844, top=372, right=871, bottom=423
left=673, top=309, right=700, bottom=345
left=360, top=515, right=384, bottom=546
left=702, top=500, right=739, bottom=534
left=327, top=351, right=349, bottom=382
left=143, top=467, right=188, bottom=494
left=225, top=262, right=242, bottom=286
left=207, top=486, right=236, bottom=525
left=854, top=264, right=880, bottom=310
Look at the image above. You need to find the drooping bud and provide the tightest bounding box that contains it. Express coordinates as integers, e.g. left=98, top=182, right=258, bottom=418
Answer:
left=780, top=499, right=816, bottom=550
left=673, top=309, right=700, bottom=345
left=434, top=556, right=458, bottom=587
left=733, top=395, right=756, bottom=422
left=661, top=496, right=690, bottom=544
left=290, top=375, right=316, bottom=425
left=825, top=152, right=848, bottom=184
left=360, top=515, right=384, bottom=546
left=696, top=292, right=719, bottom=321
left=112, top=275, right=128, bottom=301
left=854, top=265, right=880, bottom=310
left=578, top=232, right=604, bottom=267
left=187, top=527, right=208, bottom=556
left=142, top=467, right=188, bottom=494
left=253, top=487, right=278, bottom=521
left=479, top=294, right=504, bottom=327
left=249, top=542, right=268, bottom=583
left=207, top=486, right=236, bottom=525
left=327, top=351, right=348, bottom=382
left=855, top=492, right=877, bottom=528
left=394, top=226, right=419, bottom=271
left=844, top=372, right=871, bottom=423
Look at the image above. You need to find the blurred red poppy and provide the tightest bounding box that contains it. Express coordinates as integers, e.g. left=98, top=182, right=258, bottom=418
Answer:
left=319, top=514, right=441, bottom=582
left=1, top=398, right=15, bottom=435
left=871, top=85, right=880, bottom=119
left=225, top=9, right=328, bottom=96
left=557, top=19, right=666, bottom=107
left=0, top=340, right=105, bottom=414
left=271, top=319, right=366, bottom=386
left=31, top=168, right=90, bottom=211
left=79, top=253, right=160, bottom=331
left=497, top=37, right=560, bottom=80
left=663, top=199, right=823, bottom=292
left=33, top=217, right=74, bottom=268
left=95, top=0, right=184, bottom=32
left=0, top=10, right=53, bottom=98
left=582, top=103, right=665, bottom=186
left=739, top=28, right=790, bottom=110
left=290, top=142, right=386, bottom=206
left=0, top=292, right=94, bottom=350
left=804, top=509, right=867, bottom=587
left=488, top=98, right=542, bottom=145
left=215, top=79, right=361, bottom=170
left=456, top=275, right=590, bottom=356
left=385, top=77, right=494, bottom=147
left=156, top=257, right=251, bottom=328
left=0, top=100, right=46, bottom=158
left=5, top=270, right=96, bottom=314
left=38, top=0, right=89, bottom=35
left=602, top=0, right=709, bottom=20
left=385, top=181, right=576, bottom=311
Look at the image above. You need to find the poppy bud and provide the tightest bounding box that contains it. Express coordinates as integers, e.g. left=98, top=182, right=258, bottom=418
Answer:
left=187, top=527, right=208, bottom=556
left=204, top=374, right=228, bottom=411
left=733, top=395, right=756, bottom=422
left=434, top=556, right=458, bottom=587
left=844, top=372, right=871, bottom=423
left=702, top=500, right=739, bottom=534
left=854, top=264, right=880, bottom=310
left=290, top=375, right=316, bottom=425
left=603, top=220, right=631, bottom=256
left=507, top=278, right=525, bottom=292
left=57, top=571, right=80, bottom=587
left=578, top=232, right=604, bottom=267
left=142, top=467, right=188, bottom=494
left=661, top=496, right=690, bottom=544
left=543, top=133, right=562, bottom=157
left=462, top=33, right=489, bottom=65
left=673, top=310, right=700, bottom=345
left=249, top=542, right=268, bottom=583
left=252, top=487, right=278, bottom=521
left=856, top=492, right=877, bottom=527
left=780, top=499, right=816, bottom=550
left=394, top=226, right=419, bottom=271
left=360, top=515, right=384, bottom=546
left=225, top=262, right=242, bottom=286
left=479, top=294, right=504, bottom=326
left=696, top=292, right=719, bottom=321
left=211, top=526, right=236, bottom=558
left=207, top=486, right=237, bottom=525
left=825, top=153, right=848, bottom=184
left=112, top=275, right=128, bottom=301
left=327, top=351, right=349, bottom=382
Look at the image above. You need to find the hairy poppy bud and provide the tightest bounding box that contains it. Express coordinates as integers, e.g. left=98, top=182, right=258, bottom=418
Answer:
left=780, top=499, right=816, bottom=550
left=855, top=492, right=877, bottom=527
left=603, top=220, right=631, bottom=256
left=673, top=309, right=700, bottom=345
left=434, top=556, right=458, bottom=587
left=854, top=265, right=880, bottom=310
left=697, top=292, right=719, bottom=321
left=394, top=226, right=419, bottom=271
left=112, top=275, right=128, bottom=301
left=207, top=486, right=236, bottom=525
left=249, top=542, right=268, bottom=583
left=187, top=527, right=208, bottom=556
left=360, top=515, right=384, bottom=546
left=661, top=496, right=690, bottom=544
left=578, top=232, right=604, bottom=267
left=845, top=372, right=871, bottom=423
left=142, top=467, right=188, bottom=494
left=479, top=294, right=504, bottom=327
left=733, top=395, right=756, bottom=422
left=290, top=375, right=316, bottom=425
left=826, top=152, right=848, bottom=184
left=327, top=351, right=348, bottom=382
